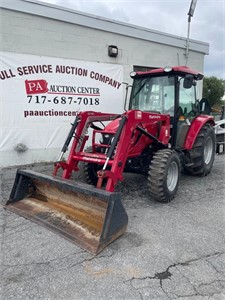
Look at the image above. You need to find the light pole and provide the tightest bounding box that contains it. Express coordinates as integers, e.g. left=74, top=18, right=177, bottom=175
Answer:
left=185, top=0, right=197, bottom=65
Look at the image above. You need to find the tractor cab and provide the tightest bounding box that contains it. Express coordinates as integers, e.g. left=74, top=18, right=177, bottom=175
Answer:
left=129, top=66, right=205, bottom=148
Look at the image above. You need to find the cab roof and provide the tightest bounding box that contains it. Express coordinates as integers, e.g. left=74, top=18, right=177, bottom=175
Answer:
left=133, top=66, right=204, bottom=80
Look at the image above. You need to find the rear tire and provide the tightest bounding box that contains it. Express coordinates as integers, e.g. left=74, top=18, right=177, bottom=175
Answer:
left=148, top=149, right=181, bottom=203
left=185, top=124, right=215, bottom=176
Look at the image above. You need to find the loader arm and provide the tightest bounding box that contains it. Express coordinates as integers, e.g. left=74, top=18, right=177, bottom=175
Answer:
left=54, top=110, right=171, bottom=192
left=54, top=111, right=120, bottom=179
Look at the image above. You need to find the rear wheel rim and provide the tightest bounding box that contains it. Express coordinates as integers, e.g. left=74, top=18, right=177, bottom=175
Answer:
left=204, top=137, right=213, bottom=165
left=167, top=161, right=179, bottom=192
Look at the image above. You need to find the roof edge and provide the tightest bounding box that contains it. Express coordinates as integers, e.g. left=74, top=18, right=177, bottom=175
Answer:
left=0, top=0, right=209, bottom=54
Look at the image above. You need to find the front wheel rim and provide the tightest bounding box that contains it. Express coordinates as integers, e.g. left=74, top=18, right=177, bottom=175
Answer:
left=167, top=161, right=179, bottom=192
left=204, top=137, right=213, bottom=165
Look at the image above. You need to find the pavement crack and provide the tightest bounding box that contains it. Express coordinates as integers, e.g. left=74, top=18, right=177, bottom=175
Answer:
left=197, top=279, right=225, bottom=289
left=124, top=279, right=144, bottom=300
left=177, top=251, right=224, bottom=267
left=124, top=252, right=225, bottom=298
left=170, top=283, right=225, bottom=299
left=205, top=252, right=225, bottom=274
left=69, top=250, right=115, bottom=268
left=124, top=263, right=175, bottom=285
left=1, top=251, right=85, bottom=271
left=208, top=292, right=225, bottom=299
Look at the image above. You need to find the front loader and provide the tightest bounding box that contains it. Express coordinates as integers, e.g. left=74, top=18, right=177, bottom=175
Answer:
left=5, top=66, right=220, bottom=254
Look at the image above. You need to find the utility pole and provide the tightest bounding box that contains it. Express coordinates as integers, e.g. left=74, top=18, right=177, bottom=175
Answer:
left=185, top=0, right=197, bottom=66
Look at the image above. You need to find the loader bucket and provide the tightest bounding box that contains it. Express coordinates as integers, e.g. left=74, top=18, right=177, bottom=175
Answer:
left=5, top=169, right=128, bottom=255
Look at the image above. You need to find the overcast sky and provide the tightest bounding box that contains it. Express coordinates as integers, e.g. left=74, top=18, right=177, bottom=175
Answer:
left=38, top=0, right=225, bottom=79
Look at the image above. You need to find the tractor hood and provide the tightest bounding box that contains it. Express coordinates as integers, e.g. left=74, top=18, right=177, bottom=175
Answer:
left=104, top=117, right=120, bottom=133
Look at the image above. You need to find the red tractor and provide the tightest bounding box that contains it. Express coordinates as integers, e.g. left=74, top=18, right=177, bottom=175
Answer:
left=6, top=66, right=217, bottom=254
left=54, top=65, right=216, bottom=201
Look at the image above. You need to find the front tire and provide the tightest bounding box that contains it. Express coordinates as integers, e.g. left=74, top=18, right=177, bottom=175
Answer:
left=185, top=124, right=215, bottom=176
left=148, top=149, right=181, bottom=203
left=83, top=147, right=101, bottom=186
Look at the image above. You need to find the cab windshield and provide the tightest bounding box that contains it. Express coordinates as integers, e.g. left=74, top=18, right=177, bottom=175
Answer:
left=129, top=75, right=175, bottom=114
left=129, top=75, right=196, bottom=117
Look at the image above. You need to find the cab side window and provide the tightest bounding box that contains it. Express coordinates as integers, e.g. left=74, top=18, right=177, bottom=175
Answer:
left=179, top=78, right=196, bottom=115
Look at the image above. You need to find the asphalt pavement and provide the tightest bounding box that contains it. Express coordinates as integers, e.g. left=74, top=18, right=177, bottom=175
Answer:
left=0, top=155, right=225, bottom=300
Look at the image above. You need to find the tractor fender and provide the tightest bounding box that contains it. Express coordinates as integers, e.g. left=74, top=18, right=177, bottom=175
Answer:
left=183, top=115, right=215, bottom=150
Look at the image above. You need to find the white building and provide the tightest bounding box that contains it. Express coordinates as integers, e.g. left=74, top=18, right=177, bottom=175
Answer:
left=0, top=0, right=209, bottom=167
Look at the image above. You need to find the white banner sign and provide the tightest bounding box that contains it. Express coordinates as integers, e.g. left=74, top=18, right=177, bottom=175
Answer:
left=0, top=52, right=123, bottom=151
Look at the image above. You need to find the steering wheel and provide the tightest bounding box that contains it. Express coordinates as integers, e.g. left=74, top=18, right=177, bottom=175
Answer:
left=186, top=110, right=196, bottom=119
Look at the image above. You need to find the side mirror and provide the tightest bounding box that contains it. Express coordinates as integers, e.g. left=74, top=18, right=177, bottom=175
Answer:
left=199, top=98, right=212, bottom=115
left=183, top=75, right=194, bottom=89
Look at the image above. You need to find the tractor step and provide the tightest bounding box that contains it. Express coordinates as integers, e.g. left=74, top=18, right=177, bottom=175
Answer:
left=185, top=162, right=194, bottom=167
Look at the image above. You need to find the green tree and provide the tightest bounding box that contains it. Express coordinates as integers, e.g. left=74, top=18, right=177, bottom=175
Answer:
left=202, top=76, right=224, bottom=107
